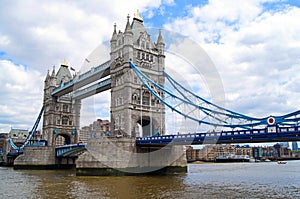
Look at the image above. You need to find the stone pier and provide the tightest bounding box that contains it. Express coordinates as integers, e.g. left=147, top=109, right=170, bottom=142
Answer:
left=76, top=138, right=187, bottom=176
left=14, top=146, right=56, bottom=169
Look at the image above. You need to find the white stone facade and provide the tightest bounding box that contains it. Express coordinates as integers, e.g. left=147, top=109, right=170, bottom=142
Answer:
left=43, top=63, right=81, bottom=146
left=110, top=14, right=166, bottom=137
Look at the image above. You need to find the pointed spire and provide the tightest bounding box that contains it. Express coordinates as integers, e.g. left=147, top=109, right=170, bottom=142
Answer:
left=124, top=14, right=132, bottom=33
left=157, top=29, right=164, bottom=44
left=51, top=65, right=56, bottom=77
left=45, top=70, right=50, bottom=82
left=111, top=23, right=117, bottom=42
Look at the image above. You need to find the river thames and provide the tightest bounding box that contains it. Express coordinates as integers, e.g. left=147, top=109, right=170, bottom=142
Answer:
left=1, top=161, right=299, bottom=198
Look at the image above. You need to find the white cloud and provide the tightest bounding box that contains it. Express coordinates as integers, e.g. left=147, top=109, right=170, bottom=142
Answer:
left=0, top=60, right=44, bottom=132
left=164, top=1, right=300, bottom=120
left=0, top=0, right=164, bottom=71
left=0, top=0, right=164, bottom=131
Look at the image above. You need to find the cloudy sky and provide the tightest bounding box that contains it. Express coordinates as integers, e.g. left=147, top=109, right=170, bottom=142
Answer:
left=1, top=0, right=300, bottom=135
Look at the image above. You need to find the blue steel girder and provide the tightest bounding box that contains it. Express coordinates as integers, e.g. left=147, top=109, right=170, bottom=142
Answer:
left=136, top=125, right=300, bottom=146
left=8, top=106, right=44, bottom=150
left=55, top=143, right=86, bottom=157
left=72, top=78, right=111, bottom=100
left=129, top=61, right=300, bottom=129
left=51, top=60, right=111, bottom=97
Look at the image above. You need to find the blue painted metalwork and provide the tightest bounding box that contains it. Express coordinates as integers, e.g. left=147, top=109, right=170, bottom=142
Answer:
left=7, top=149, right=23, bottom=157
left=130, top=61, right=300, bottom=129
left=8, top=107, right=44, bottom=150
left=136, top=125, right=300, bottom=146
left=72, top=78, right=111, bottom=100
left=55, top=143, right=86, bottom=157
left=51, top=60, right=111, bottom=97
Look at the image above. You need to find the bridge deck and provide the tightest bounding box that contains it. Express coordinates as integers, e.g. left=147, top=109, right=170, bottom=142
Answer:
left=55, top=143, right=86, bottom=157
left=136, top=126, right=300, bottom=146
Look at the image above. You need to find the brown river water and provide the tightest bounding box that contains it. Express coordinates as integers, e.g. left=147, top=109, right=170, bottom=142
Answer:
left=0, top=161, right=299, bottom=198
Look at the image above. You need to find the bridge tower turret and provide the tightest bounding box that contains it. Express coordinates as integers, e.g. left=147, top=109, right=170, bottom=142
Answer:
left=42, top=61, right=80, bottom=146
left=110, top=11, right=165, bottom=137
left=157, top=29, right=165, bottom=73
left=123, top=14, right=134, bottom=62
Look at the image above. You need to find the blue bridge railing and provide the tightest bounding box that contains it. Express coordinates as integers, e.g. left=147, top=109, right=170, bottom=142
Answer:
left=55, top=143, right=86, bottom=157
left=136, top=125, right=300, bottom=146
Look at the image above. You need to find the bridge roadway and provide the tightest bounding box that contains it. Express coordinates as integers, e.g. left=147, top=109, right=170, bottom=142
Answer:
left=55, top=143, right=86, bottom=157
left=51, top=60, right=110, bottom=97
left=136, top=125, right=300, bottom=146
left=55, top=125, right=300, bottom=157
left=7, top=143, right=86, bottom=158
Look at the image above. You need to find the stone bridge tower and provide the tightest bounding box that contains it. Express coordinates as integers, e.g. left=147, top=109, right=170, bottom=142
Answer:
left=42, top=61, right=81, bottom=146
left=110, top=12, right=165, bottom=137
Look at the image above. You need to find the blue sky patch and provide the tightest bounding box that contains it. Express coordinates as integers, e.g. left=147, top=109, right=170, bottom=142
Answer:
left=144, top=0, right=209, bottom=27
left=0, top=51, right=6, bottom=57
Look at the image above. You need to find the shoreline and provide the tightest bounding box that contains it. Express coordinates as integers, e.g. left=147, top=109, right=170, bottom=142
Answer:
left=188, top=158, right=300, bottom=164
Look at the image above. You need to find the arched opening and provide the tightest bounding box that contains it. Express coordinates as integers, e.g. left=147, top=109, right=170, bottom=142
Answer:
left=54, top=134, right=71, bottom=146
left=137, top=116, right=158, bottom=137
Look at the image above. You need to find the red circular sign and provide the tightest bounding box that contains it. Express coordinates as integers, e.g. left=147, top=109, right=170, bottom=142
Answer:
left=268, top=117, right=275, bottom=125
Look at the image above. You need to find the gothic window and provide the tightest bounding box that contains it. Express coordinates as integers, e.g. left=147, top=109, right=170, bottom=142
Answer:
left=137, top=51, right=140, bottom=59
left=115, top=116, right=119, bottom=128
left=141, top=41, right=145, bottom=49
left=63, top=105, right=68, bottom=112
left=151, top=99, right=155, bottom=106
left=143, top=95, right=150, bottom=105
left=146, top=54, right=149, bottom=61
left=57, top=119, right=60, bottom=125
left=69, top=121, right=73, bottom=126
left=120, top=114, right=124, bottom=127
left=132, top=94, right=137, bottom=101
left=62, top=116, right=68, bottom=125
left=142, top=53, right=145, bottom=60
left=150, top=55, right=153, bottom=62
left=142, top=91, right=150, bottom=106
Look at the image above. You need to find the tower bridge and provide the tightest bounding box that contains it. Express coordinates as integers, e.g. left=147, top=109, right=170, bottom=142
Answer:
left=5, top=11, right=300, bottom=174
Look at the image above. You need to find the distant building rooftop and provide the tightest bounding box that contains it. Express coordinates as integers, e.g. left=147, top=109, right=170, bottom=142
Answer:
left=8, top=128, right=29, bottom=141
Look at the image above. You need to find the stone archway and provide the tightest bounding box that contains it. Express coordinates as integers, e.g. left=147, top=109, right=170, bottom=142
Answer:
left=54, top=133, right=71, bottom=146
left=136, top=116, right=158, bottom=137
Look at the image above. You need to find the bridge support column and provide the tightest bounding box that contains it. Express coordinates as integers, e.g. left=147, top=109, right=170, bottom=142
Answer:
left=76, top=138, right=187, bottom=176
left=14, top=146, right=56, bottom=169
